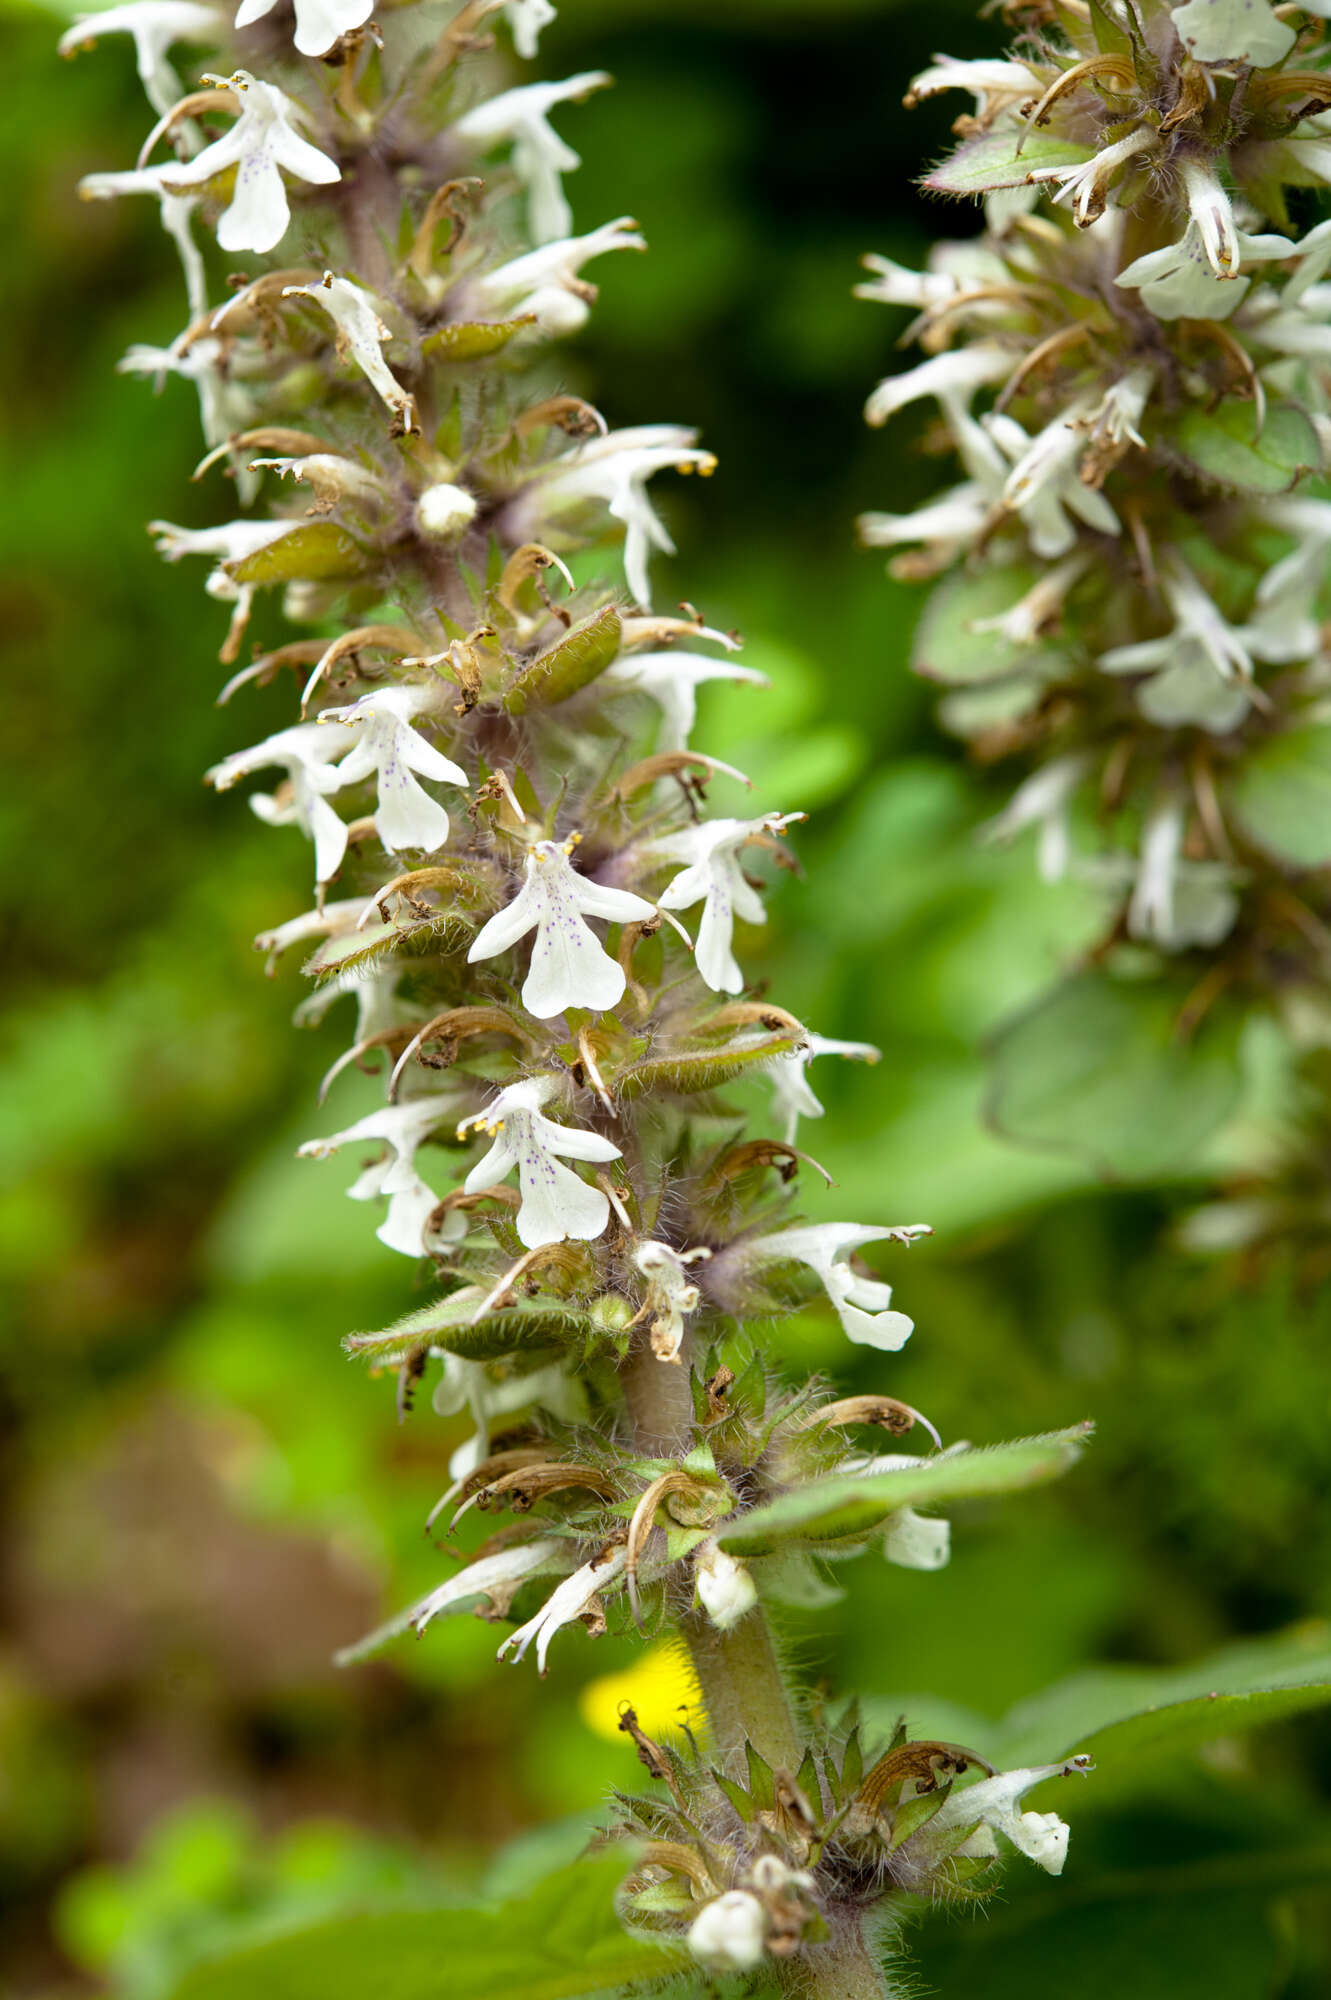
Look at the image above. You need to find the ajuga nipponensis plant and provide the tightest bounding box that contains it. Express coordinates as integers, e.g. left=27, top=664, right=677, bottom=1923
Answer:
left=67, top=2, right=1093, bottom=1990
left=860, top=0, right=1331, bottom=1240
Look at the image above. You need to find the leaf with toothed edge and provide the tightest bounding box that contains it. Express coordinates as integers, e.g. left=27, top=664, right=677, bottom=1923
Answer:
left=713, top=1428, right=1091, bottom=1556
left=924, top=131, right=1095, bottom=198
left=345, top=1294, right=599, bottom=1365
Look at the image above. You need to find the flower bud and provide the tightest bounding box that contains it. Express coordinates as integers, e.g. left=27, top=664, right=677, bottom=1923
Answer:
left=694, top=1540, right=757, bottom=1631
left=687, top=1890, right=767, bottom=1971
left=416, top=482, right=478, bottom=539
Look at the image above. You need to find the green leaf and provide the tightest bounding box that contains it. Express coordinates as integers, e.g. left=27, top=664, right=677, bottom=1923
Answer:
left=714, top=1428, right=1090, bottom=1556
left=987, top=971, right=1245, bottom=1178
left=912, top=564, right=1070, bottom=687
left=1232, top=722, right=1331, bottom=867
left=345, top=1294, right=596, bottom=1365
left=1168, top=400, right=1320, bottom=495
left=167, top=1853, right=682, bottom=2000
left=227, top=523, right=363, bottom=585
left=613, top=1031, right=804, bottom=1099
left=504, top=606, right=622, bottom=713
left=924, top=131, right=1094, bottom=198
left=991, top=1621, right=1331, bottom=1773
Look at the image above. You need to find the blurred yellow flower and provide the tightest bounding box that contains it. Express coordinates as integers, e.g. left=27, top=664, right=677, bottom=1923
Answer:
left=579, top=1643, right=701, bottom=1743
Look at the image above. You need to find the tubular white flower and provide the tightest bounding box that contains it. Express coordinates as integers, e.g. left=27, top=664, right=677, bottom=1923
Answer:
left=460, top=1076, right=621, bottom=1249
left=503, top=0, right=557, bottom=59
left=687, top=1891, right=768, bottom=1973
left=602, top=649, right=768, bottom=752
left=453, top=71, right=612, bottom=244
left=1170, top=0, right=1296, bottom=65
left=904, top=53, right=1040, bottom=117
left=234, top=0, right=371, bottom=58
left=207, top=719, right=352, bottom=882
left=318, top=686, right=468, bottom=856
left=854, top=252, right=959, bottom=312
left=337, top=1538, right=573, bottom=1665
left=766, top=1033, right=881, bottom=1145
left=1081, top=368, right=1154, bottom=454
left=1101, top=561, right=1255, bottom=682
left=694, top=1541, right=758, bottom=1630
left=1029, top=128, right=1156, bottom=227
left=986, top=406, right=1120, bottom=558
left=1179, top=159, right=1240, bottom=278
left=298, top=1095, right=460, bottom=1257
left=59, top=1, right=220, bottom=117
left=979, top=753, right=1090, bottom=884
left=746, top=1222, right=930, bottom=1351
left=863, top=344, right=1014, bottom=430
left=460, top=216, right=646, bottom=336
left=929, top=1758, right=1093, bottom=1876
left=633, top=1239, right=708, bottom=1361
left=467, top=836, right=655, bottom=1018
left=496, top=1542, right=628, bottom=1671
left=519, top=425, right=717, bottom=608
left=153, top=71, right=340, bottom=254
left=414, top=482, right=478, bottom=539
left=651, top=811, right=802, bottom=994
left=859, top=481, right=992, bottom=565
left=282, top=274, right=417, bottom=432
left=431, top=1355, right=587, bottom=1486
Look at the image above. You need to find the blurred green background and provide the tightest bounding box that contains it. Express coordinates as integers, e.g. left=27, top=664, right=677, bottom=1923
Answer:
left=4, top=0, right=1331, bottom=1993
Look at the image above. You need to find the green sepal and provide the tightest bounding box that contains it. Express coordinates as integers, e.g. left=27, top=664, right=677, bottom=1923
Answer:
left=344, top=1294, right=597, bottom=1365
left=795, top=1747, right=821, bottom=1806
left=745, top=1739, right=776, bottom=1811
left=227, top=522, right=363, bottom=584
left=1089, top=0, right=1134, bottom=56
left=711, top=1767, right=756, bottom=1824
left=923, top=131, right=1094, bottom=198
left=714, top=1428, right=1091, bottom=1556
left=841, top=1725, right=864, bottom=1795
left=1165, top=400, right=1321, bottom=496
left=422, top=316, right=535, bottom=361
left=884, top=1780, right=953, bottom=1854
left=504, top=606, right=623, bottom=714
left=613, top=1032, right=803, bottom=1100
left=303, top=911, right=474, bottom=978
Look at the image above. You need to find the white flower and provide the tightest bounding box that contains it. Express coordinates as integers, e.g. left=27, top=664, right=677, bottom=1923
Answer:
left=929, top=1757, right=1093, bottom=1876
left=154, top=71, right=340, bottom=254
left=1028, top=128, right=1156, bottom=227
left=503, top=0, right=556, bottom=59
left=694, top=1541, right=757, bottom=1630
left=1099, top=561, right=1261, bottom=733
left=459, top=216, right=645, bottom=337
left=460, top=1076, right=621, bottom=1249
left=496, top=1542, right=628, bottom=1670
left=1247, top=496, right=1331, bottom=661
left=207, top=719, right=352, bottom=882
left=859, top=481, right=992, bottom=566
left=1180, top=159, right=1239, bottom=277
left=985, top=406, right=1120, bottom=558
left=746, top=1222, right=929, bottom=1351
left=602, top=648, right=768, bottom=752
left=453, top=71, right=612, bottom=244
left=1170, top=0, right=1296, bottom=66
left=432, top=1356, right=587, bottom=1486
left=863, top=344, right=1014, bottom=430
left=298, top=1096, right=459, bottom=1257
left=634, top=1239, right=708, bottom=1361
left=1116, top=222, right=1292, bottom=320
left=904, top=54, right=1040, bottom=117
left=651, top=812, right=803, bottom=994
left=979, top=753, right=1090, bottom=883
left=59, top=1, right=220, bottom=116
left=467, top=836, right=655, bottom=1018
left=854, top=252, right=959, bottom=312
left=766, top=1033, right=881, bottom=1145
left=281, top=274, right=417, bottom=431
left=319, top=685, right=468, bottom=855
left=687, top=1891, right=767, bottom=1973
left=519, top=425, right=717, bottom=607
left=844, top=1450, right=953, bottom=1569
left=1080, top=368, right=1154, bottom=455
left=234, top=0, right=371, bottom=59
left=337, top=1537, right=573, bottom=1664
left=253, top=896, right=370, bottom=969
left=1119, top=800, right=1241, bottom=952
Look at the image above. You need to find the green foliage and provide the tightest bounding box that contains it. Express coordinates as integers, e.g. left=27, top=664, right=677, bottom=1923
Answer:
left=1232, top=723, right=1331, bottom=867
left=923, top=131, right=1094, bottom=197
left=1167, top=401, right=1322, bottom=496
left=986, top=971, right=1246, bottom=1177
left=164, top=1853, right=682, bottom=2000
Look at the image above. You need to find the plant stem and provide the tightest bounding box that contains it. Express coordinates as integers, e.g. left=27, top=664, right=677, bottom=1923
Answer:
left=616, top=1331, right=802, bottom=1771
left=793, top=1925, right=890, bottom=2000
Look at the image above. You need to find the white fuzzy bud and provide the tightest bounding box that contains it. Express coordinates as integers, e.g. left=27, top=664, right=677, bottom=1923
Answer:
left=687, top=1890, right=767, bottom=1971
left=416, top=482, right=478, bottom=539
left=694, top=1540, right=757, bottom=1630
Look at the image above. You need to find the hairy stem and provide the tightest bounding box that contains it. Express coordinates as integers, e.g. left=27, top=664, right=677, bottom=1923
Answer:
left=794, top=1926, right=890, bottom=2000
